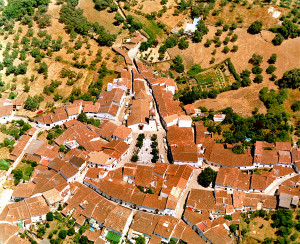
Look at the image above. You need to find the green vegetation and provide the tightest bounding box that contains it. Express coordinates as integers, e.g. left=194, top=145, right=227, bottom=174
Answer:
left=197, top=167, right=217, bottom=187
left=59, top=4, right=116, bottom=46
left=278, top=68, right=300, bottom=89
left=24, top=94, right=44, bottom=111
left=247, top=20, right=263, bottom=34
left=242, top=209, right=300, bottom=243
left=171, top=55, right=184, bottom=73
left=0, top=159, right=10, bottom=170
left=291, top=100, right=300, bottom=112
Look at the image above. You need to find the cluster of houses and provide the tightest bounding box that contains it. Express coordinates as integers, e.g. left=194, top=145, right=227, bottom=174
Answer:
left=84, top=163, right=194, bottom=217
left=0, top=93, right=22, bottom=123
left=0, top=32, right=299, bottom=244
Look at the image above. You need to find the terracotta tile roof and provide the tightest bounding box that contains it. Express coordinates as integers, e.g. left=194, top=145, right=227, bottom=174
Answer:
left=243, top=193, right=277, bottom=209
left=275, top=142, right=291, bottom=151
left=88, top=151, right=111, bottom=165
left=0, top=223, right=21, bottom=244
left=130, top=211, right=159, bottom=236
left=34, top=144, right=59, bottom=160
left=183, top=209, right=210, bottom=225
left=90, top=120, right=118, bottom=141
left=204, top=225, right=233, bottom=244
left=127, top=99, right=151, bottom=126
left=65, top=103, right=81, bottom=116
left=216, top=167, right=251, bottom=191
left=9, top=135, right=31, bottom=161
left=153, top=216, right=178, bottom=239
left=83, top=102, right=100, bottom=113
left=183, top=104, right=197, bottom=115
left=64, top=148, right=89, bottom=161
left=31, top=169, right=67, bottom=195
left=152, top=85, right=183, bottom=118
left=83, top=230, right=101, bottom=242
left=292, top=148, right=300, bottom=162
left=55, top=121, right=103, bottom=152
left=12, top=182, right=35, bottom=198
left=205, top=143, right=253, bottom=167
left=0, top=196, right=50, bottom=223
left=102, top=140, right=129, bottom=160
left=85, top=168, right=106, bottom=179
left=113, top=47, right=133, bottom=65
left=0, top=105, right=13, bottom=117
left=186, top=189, right=215, bottom=211
left=172, top=220, right=206, bottom=244
left=167, top=125, right=194, bottom=145
left=26, top=127, right=37, bottom=136
left=69, top=156, right=86, bottom=168
left=104, top=205, right=132, bottom=233
left=280, top=174, right=300, bottom=187
left=60, top=162, right=79, bottom=179
left=277, top=185, right=300, bottom=197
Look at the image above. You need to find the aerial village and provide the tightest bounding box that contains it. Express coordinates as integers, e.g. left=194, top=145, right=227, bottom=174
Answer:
left=0, top=32, right=299, bottom=244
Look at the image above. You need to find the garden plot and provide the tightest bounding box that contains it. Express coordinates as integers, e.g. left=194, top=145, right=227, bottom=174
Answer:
left=194, top=64, right=232, bottom=91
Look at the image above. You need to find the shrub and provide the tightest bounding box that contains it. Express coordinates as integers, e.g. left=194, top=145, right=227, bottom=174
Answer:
left=254, top=74, right=263, bottom=83
left=229, top=224, right=237, bottom=232
left=268, top=54, right=277, bottom=64
left=266, top=65, right=276, bottom=74
left=46, top=212, right=54, bottom=221
left=272, top=33, right=284, bottom=45
left=291, top=100, right=300, bottom=112
left=248, top=21, right=262, bottom=34
left=58, top=230, right=67, bottom=239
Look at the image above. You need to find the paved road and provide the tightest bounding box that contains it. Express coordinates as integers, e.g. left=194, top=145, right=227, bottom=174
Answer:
left=265, top=173, right=297, bottom=195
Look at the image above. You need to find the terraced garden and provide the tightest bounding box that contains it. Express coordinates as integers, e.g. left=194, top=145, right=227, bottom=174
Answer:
left=195, top=64, right=233, bottom=91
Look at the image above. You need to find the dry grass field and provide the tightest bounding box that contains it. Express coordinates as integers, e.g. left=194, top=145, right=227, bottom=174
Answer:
left=78, top=0, right=121, bottom=34
left=166, top=26, right=300, bottom=116
left=205, top=0, right=289, bottom=28
left=0, top=1, right=123, bottom=113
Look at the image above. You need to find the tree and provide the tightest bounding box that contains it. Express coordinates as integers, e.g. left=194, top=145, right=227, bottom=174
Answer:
left=272, top=33, right=284, bottom=45
left=114, top=12, right=124, bottom=25
left=79, top=236, right=89, bottom=244
left=12, top=169, right=23, bottom=181
left=254, top=74, right=263, bottom=83
left=172, top=55, right=184, bottom=73
left=67, top=227, right=75, bottom=236
left=266, top=65, right=276, bottom=74
left=197, top=167, right=217, bottom=187
left=278, top=68, right=300, bottom=89
left=291, top=100, right=300, bottom=112
left=250, top=53, right=263, bottom=65
left=77, top=112, right=88, bottom=123
left=252, top=65, right=263, bottom=74
left=178, top=37, right=189, bottom=49
left=223, top=46, right=230, bottom=53
left=58, top=230, right=67, bottom=239
left=268, top=53, right=277, bottom=64
left=248, top=21, right=263, bottom=34
left=136, top=236, right=146, bottom=244
left=46, top=212, right=54, bottom=221
left=139, top=42, right=149, bottom=52
left=232, top=45, right=238, bottom=52
left=232, top=145, right=245, bottom=154
left=229, top=224, right=237, bottom=232
left=131, top=154, right=138, bottom=162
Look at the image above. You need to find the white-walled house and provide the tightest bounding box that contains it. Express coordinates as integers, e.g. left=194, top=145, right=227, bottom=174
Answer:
left=0, top=105, right=13, bottom=123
